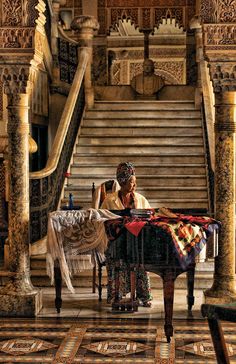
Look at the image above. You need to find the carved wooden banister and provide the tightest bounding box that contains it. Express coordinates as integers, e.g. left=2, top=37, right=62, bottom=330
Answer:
left=29, top=47, right=89, bottom=243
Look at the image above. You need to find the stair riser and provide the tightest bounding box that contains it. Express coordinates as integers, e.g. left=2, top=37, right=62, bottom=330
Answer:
left=85, top=111, right=201, bottom=119
left=73, top=155, right=205, bottom=164
left=76, top=146, right=204, bottom=154
left=81, top=127, right=203, bottom=136
left=64, top=190, right=208, bottom=199
left=68, top=176, right=207, bottom=187
left=78, top=136, right=203, bottom=145
left=93, top=102, right=197, bottom=110
left=64, top=200, right=208, bottom=209
left=70, top=165, right=206, bottom=176
left=84, top=119, right=202, bottom=127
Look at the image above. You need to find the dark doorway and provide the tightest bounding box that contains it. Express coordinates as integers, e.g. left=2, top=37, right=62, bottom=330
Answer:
left=30, top=124, right=48, bottom=172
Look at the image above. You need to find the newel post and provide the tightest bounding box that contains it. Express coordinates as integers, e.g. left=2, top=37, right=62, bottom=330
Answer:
left=71, top=15, right=99, bottom=109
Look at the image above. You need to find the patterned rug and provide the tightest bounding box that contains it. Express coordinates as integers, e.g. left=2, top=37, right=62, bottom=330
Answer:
left=0, top=318, right=235, bottom=363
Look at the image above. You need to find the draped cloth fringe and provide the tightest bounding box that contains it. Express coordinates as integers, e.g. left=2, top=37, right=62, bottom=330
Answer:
left=46, top=208, right=121, bottom=293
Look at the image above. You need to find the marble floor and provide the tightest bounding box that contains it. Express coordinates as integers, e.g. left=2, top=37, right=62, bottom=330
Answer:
left=38, top=286, right=204, bottom=319
left=0, top=288, right=235, bottom=363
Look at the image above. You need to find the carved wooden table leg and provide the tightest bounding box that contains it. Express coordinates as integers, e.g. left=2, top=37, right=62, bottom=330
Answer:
left=97, top=261, right=103, bottom=302
left=162, top=272, right=175, bottom=342
left=54, top=261, right=62, bottom=313
left=186, top=263, right=196, bottom=311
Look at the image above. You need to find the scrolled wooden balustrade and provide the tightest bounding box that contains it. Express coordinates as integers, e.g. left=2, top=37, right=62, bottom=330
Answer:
left=29, top=47, right=89, bottom=243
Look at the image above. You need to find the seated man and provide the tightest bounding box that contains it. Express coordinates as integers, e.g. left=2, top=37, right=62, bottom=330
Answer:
left=101, top=162, right=152, bottom=307
left=131, top=58, right=164, bottom=97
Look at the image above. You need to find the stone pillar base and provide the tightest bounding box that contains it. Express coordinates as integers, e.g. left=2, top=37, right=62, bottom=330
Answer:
left=204, top=288, right=236, bottom=304
left=0, top=289, right=43, bottom=317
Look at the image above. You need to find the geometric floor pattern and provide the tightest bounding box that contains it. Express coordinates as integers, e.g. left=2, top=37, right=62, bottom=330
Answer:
left=0, top=318, right=235, bottom=363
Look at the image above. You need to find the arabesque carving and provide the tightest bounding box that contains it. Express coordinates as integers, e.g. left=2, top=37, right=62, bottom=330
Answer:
left=203, top=24, right=236, bottom=48
left=2, top=0, right=22, bottom=26
left=1, top=66, right=29, bottom=94
left=209, top=63, right=236, bottom=92
left=200, top=0, right=236, bottom=23
left=0, top=28, right=35, bottom=48
left=111, top=59, right=184, bottom=85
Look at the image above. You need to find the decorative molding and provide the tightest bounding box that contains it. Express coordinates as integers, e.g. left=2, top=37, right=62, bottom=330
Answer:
left=153, top=17, right=184, bottom=34
left=98, top=2, right=194, bottom=35
left=25, top=0, right=39, bottom=26
left=2, top=0, right=22, bottom=26
left=111, top=59, right=184, bottom=85
left=203, top=24, right=236, bottom=48
left=208, top=63, right=236, bottom=92
left=109, top=18, right=141, bottom=36
left=0, top=27, right=35, bottom=49
left=200, top=0, right=236, bottom=23
left=109, top=17, right=185, bottom=37
left=1, top=66, right=30, bottom=94
left=110, top=8, right=139, bottom=28
left=154, top=7, right=184, bottom=29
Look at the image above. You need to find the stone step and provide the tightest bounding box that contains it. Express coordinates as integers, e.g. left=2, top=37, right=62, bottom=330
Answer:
left=78, top=135, right=203, bottom=146
left=62, top=199, right=208, bottom=209
left=84, top=118, right=202, bottom=127
left=85, top=110, right=202, bottom=119
left=76, top=145, right=204, bottom=154
left=81, top=127, right=203, bottom=136
left=68, top=175, right=207, bottom=187
left=64, top=186, right=208, bottom=199
left=73, top=154, right=206, bottom=165
left=30, top=256, right=214, bottom=290
left=70, top=164, right=206, bottom=176
left=93, top=100, right=197, bottom=110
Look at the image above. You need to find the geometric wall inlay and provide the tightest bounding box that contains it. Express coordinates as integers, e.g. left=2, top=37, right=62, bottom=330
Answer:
left=83, top=340, right=151, bottom=357
left=177, top=340, right=236, bottom=358
left=0, top=337, right=57, bottom=356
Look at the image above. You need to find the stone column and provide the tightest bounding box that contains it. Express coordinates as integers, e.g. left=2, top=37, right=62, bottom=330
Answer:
left=71, top=15, right=99, bottom=109
left=141, top=29, right=152, bottom=60
left=0, top=68, right=42, bottom=316
left=204, top=91, right=236, bottom=303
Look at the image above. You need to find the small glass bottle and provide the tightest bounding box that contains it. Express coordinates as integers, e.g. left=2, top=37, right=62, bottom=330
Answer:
left=69, top=193, right=74, bottom=209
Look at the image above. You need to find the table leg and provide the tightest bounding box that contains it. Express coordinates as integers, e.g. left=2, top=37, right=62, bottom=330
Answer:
left=207, top=318, right=230, bottom=364
left=186, top=263, right=195, bottom=311
left=98, top=261, right=103, bottom=302
left=163, top=272, right=175, bottom=342
left=54, top=264, right=62, bottom=313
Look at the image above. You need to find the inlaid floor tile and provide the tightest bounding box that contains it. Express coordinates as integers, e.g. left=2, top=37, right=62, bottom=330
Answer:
left=0, top=318, right=235, bottom=363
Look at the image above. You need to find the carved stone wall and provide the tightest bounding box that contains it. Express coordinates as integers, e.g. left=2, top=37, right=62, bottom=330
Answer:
left=108, top=17, right=187, bottom=86
left=0, top=0, right=40, bottom=27
left=92, top=45, right=107, bottom=85
left=98, top=0, right=195, bottom=35
left=200, top=0, right=236, bottom=23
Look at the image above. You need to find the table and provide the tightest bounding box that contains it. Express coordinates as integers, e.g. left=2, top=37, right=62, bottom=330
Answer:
left=201, top=303, right=236, bottom=363
left=104, top=216, right=218, bottom=342
left=48, top=209, right=219, bottom=342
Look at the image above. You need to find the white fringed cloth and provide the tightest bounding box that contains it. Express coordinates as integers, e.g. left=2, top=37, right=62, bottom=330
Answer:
left=46, top=208, right=121, bottom=293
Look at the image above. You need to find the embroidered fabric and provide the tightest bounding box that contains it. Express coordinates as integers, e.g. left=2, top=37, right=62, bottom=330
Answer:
left=46, top=208, right=121, bottom=293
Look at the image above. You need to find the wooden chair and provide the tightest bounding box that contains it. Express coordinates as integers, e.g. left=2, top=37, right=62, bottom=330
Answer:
left=91, top=179, right=119, bottom=301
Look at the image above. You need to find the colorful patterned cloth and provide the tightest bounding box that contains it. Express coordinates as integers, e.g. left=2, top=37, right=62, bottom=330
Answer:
left=116, top=162, right=135, bottom=186
left=104, top=213, right=220, bottom=271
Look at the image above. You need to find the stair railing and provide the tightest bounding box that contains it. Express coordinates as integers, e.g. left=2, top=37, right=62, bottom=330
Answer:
left=29, top=47, right=90, bottom=243
left=201, top=96, right=214, bottom=215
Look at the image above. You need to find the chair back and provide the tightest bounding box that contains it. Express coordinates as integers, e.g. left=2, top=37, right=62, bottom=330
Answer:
left=92, top=180, right=120, bottom=208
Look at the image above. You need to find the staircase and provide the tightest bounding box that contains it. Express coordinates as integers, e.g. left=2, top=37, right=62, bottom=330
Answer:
left=63, top=100, right=209, bottom=211
left=30, top=98, right=212, bottom=288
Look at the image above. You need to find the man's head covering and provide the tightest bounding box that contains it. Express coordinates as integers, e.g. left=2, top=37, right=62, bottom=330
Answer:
left=116, top=162, right=135, bottom=186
